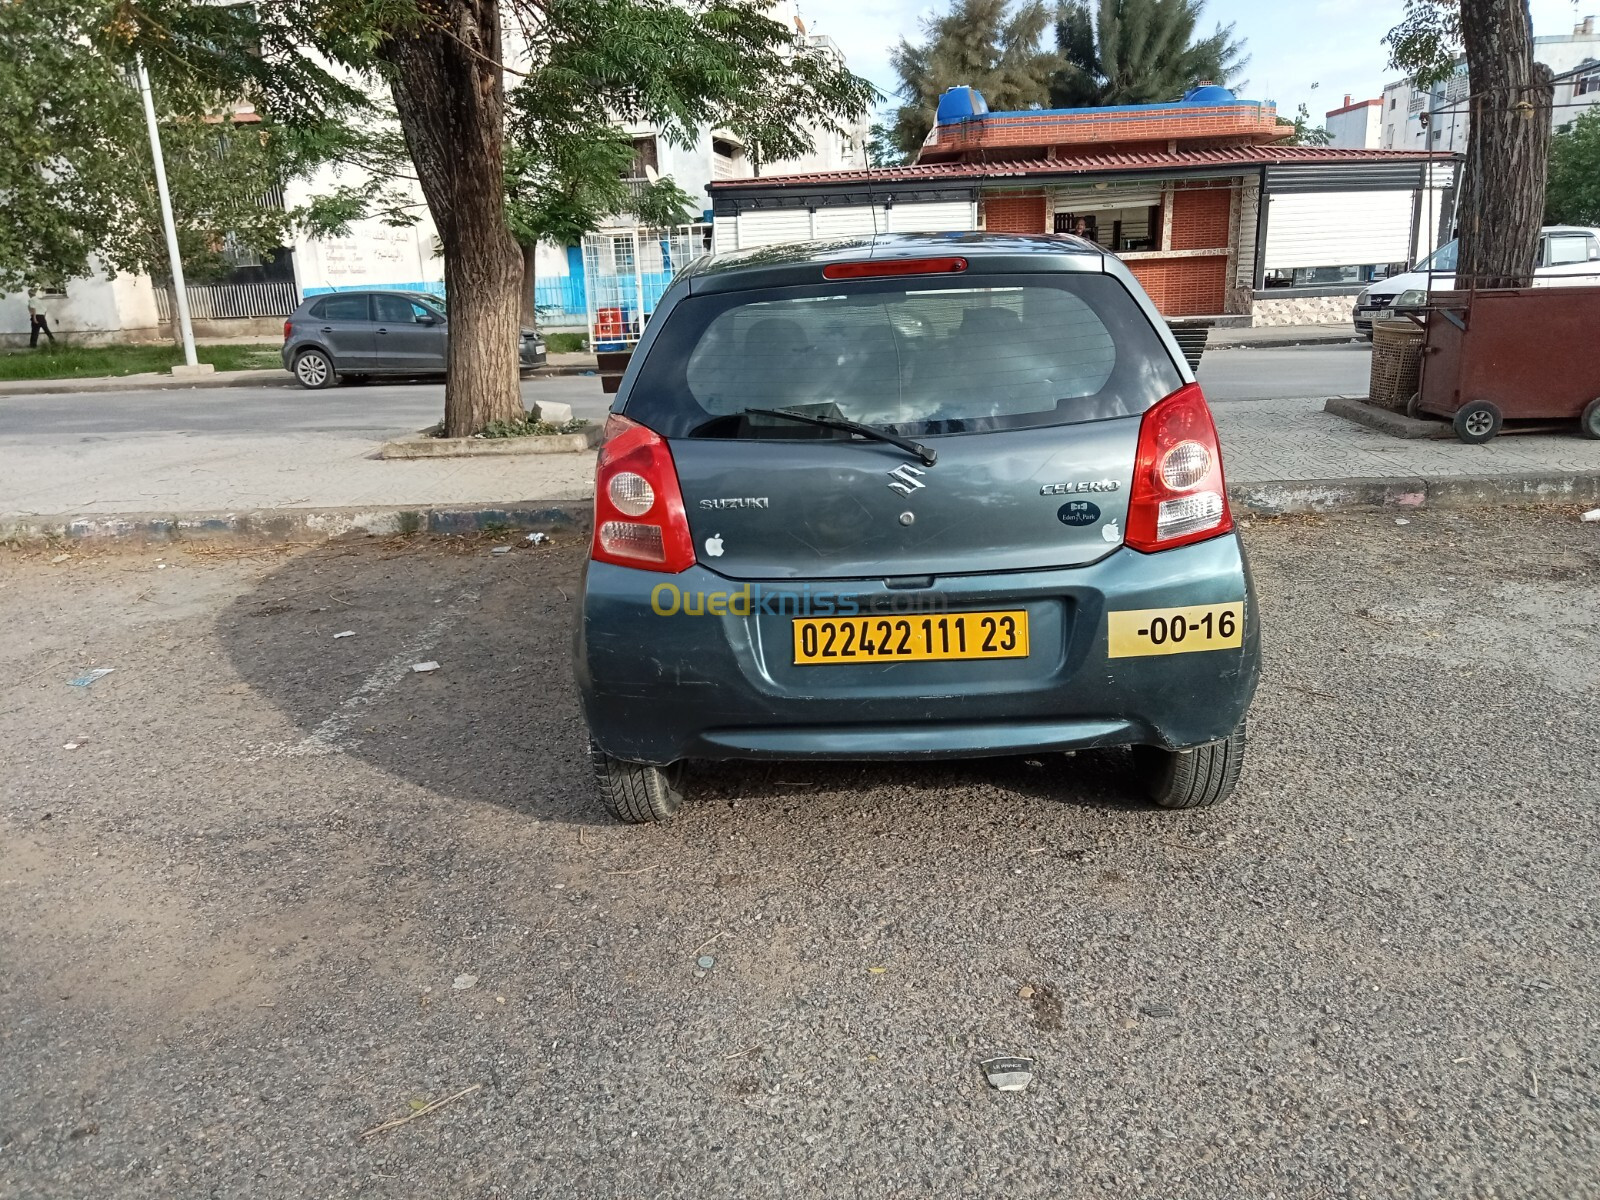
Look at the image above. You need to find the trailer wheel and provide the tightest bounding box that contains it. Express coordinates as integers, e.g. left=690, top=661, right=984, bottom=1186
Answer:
left=1452, top=400, right=1502, bottom=444
left=1580, top=397, right=1600, bottom=440
left=1405, top=391, right=1422, bottom=419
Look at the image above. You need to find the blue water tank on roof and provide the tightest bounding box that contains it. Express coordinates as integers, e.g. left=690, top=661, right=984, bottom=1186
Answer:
left=1181, top=84, right=1237, bottom=104
left=935, top=86, right=989, bottom=124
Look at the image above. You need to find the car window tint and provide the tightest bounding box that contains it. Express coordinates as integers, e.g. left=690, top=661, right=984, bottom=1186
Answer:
left=626, top=274, right=1179, bottom=439
left=319, top=294, right=371, bottom=321
left=373, top=295, right=421, bottom=323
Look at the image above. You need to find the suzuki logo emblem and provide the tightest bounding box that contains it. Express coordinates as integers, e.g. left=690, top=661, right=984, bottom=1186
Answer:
left=886, top=463, right=927, bottom=496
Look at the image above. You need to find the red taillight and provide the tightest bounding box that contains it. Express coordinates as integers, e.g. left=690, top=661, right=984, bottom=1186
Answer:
left=590, top=416, right=695, bottom=573
left=822, top=257, right=967, bottom=280
left=283, top=320, right=292, bottom=341
left=1125, top=383, right=1233, bottom=553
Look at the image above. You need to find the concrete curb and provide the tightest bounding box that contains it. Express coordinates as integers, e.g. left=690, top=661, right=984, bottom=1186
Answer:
left=1208, top=335, right=1364, bottom=351
left=377, top=408, right=601, bottom=459
left=1235, top=472, right=1600, bottom=515
left=8, top=472, right=1600, bottom=545
left=0, top=363, right=596, bottom=399
left=1, top=503, right=591, bottom=545
left=1323, top=396, right=1453, bottom=439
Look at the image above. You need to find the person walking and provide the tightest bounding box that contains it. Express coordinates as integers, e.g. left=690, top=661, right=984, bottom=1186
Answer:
left=28, top=301, right=55, bottom=348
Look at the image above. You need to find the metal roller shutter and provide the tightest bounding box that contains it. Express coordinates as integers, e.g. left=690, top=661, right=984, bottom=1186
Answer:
left=1050, top=183, right=1163, bottom=210
left=813, top=206, right=886, bottom=238
left=1262, top=190, right=1415, bottom=270
left=885, top=200, right=978, bottom=232
left=730, top=208, right=814, bottom=250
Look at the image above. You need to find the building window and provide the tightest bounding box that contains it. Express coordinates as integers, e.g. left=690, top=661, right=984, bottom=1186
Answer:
left=1263, top=263, right=1397, bottom=288
left=1389, top=96, right=1397, bottom=109
left=628, top=137, right=658, bottom=178
left=1053, top=205, right=1158, bottom=251
left=1577, top=73, right=1600, bottom=95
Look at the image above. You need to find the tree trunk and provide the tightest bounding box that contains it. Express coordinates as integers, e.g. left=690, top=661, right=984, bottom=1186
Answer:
left=1456, top=0, right=1553, bottom=289
left=519, top=242, right=539, bottom=328
left=381, top=0, right=523, bottom=438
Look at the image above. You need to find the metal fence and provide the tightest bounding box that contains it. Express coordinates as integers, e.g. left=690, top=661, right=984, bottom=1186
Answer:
left=582, top=223, right=713, bottom=348
left=154, top=280, right=301, bottom=321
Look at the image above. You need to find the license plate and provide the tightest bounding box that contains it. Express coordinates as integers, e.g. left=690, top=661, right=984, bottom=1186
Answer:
left=1106, top=602, right=1244, bottom=658
left=793, top=610, right=1029, bottom=665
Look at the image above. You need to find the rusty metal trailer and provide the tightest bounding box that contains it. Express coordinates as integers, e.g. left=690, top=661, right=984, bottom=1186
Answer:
left=1413, top=287, right=1600, bottom=443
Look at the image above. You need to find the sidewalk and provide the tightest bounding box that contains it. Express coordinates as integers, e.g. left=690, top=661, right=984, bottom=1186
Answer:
left=5, top=394, right=1600, bottom=542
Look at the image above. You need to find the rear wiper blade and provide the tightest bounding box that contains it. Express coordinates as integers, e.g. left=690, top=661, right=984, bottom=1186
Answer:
left=742, top=408, right=937, bottom=466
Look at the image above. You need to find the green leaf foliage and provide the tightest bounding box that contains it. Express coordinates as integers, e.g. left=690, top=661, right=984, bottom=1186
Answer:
left=1051, top=0, right=1248, bottom=108
left=1385, top=0, right=1464, bottom=89
left=0, top=0, right=405, bottom=293
left=1546, top=109, right=1600, bottom=226
left=890, top=0, right=1060, bottom=158
left=887, top=0, right=1247, bottom=160
left=1277, top=103, right=1333, bottom=146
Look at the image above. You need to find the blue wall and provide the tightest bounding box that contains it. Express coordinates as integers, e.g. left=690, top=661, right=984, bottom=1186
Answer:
left=303, top=277, right=589, bottom=318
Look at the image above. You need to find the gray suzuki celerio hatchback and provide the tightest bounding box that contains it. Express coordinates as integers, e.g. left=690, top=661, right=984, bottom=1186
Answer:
left=575, top=233, right=1260, bottom=823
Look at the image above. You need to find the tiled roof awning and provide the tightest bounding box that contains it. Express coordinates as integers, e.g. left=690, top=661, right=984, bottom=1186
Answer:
left=709, top=147, right=1460, bottom=214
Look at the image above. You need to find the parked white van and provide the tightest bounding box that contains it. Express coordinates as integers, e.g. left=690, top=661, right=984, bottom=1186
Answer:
left=1353, top=225, right=1600, bottom=335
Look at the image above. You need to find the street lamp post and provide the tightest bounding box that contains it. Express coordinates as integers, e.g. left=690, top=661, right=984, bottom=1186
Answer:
left=134, top=53, right=202, bottom=371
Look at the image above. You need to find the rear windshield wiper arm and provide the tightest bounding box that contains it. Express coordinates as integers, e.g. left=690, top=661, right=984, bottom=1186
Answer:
left=742, top=408, right=937, bottom=466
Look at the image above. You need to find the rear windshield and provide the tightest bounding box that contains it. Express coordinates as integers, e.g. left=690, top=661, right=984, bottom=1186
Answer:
left=622, top=273, right=1182, bottom=439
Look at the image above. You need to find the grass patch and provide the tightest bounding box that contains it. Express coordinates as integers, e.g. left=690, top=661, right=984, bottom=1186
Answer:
left=542, top=332, right=588, bottom=354
left=0, top=342, right=281, bottom=381
left=475, top=412, right=591, bottom=439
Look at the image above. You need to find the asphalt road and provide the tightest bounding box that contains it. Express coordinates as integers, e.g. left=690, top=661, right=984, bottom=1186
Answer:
left=3, top=509, right=1596, bottom=1198
left=0, top=345, right=1371, bottom=439
left=0, top=375, right=614, bottom=439
left=1196, top=342, right=1371, bottom=401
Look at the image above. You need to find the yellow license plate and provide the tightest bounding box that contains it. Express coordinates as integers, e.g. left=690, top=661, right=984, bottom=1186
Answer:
left=1106, top=602, right=1244, bottom=658
left=793, top=610, right=1029, bottom=665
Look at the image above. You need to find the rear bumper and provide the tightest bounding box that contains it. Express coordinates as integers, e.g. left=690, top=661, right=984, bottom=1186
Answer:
left=576, top=534, right=1261, bottom=765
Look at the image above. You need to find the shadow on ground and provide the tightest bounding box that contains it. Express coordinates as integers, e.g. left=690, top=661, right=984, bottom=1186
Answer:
left=215, top=535, right=1154, bottom=825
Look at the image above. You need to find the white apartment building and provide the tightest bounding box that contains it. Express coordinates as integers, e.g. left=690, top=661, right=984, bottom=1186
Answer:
left=1323, top=95, right=1383, bottom=149
left=1377, top=14, right=1600, bottom=153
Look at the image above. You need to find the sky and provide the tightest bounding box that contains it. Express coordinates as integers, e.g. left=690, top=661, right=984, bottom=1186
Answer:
left=792, top=0, right=1597, bottom=124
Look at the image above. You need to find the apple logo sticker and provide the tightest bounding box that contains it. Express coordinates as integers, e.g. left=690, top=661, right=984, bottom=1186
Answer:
left=1101, top=519, right=1121, bottom=544
left=704, top=533, right=724, bottom=557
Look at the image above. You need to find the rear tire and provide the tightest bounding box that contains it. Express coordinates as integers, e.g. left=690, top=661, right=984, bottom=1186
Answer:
left=1580, top=397, right=1600, bottom=440
left=1452, top=400, right=1501, bottom=444
left=1135, top=723, right=1246, bottom=810
left=293, top=348, right=337, bottom=390
left=589, top=742, right=684, bottom=823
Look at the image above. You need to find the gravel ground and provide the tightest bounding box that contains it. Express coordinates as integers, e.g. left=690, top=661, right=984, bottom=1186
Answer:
left=2, top=510, right=1597, bottom=1199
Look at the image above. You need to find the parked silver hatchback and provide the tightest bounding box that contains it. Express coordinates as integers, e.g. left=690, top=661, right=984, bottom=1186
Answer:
left=281, top=289, right=546, bottom=388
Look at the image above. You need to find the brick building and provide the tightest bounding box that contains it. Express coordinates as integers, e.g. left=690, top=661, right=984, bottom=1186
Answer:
left=707, top=86, right=1460, bottom=326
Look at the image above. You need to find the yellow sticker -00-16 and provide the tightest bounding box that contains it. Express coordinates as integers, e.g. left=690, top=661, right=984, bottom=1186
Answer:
left=1106, top=602, right=1244, bottom=658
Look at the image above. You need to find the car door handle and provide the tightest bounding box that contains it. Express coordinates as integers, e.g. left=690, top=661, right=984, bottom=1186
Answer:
left=376, top=327, right=389, bottom=335
left=320, top=325, right=333, bottom=332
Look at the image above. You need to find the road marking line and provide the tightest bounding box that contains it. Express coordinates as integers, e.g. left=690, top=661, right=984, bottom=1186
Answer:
left=279, top=589, right=479, bottom=756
